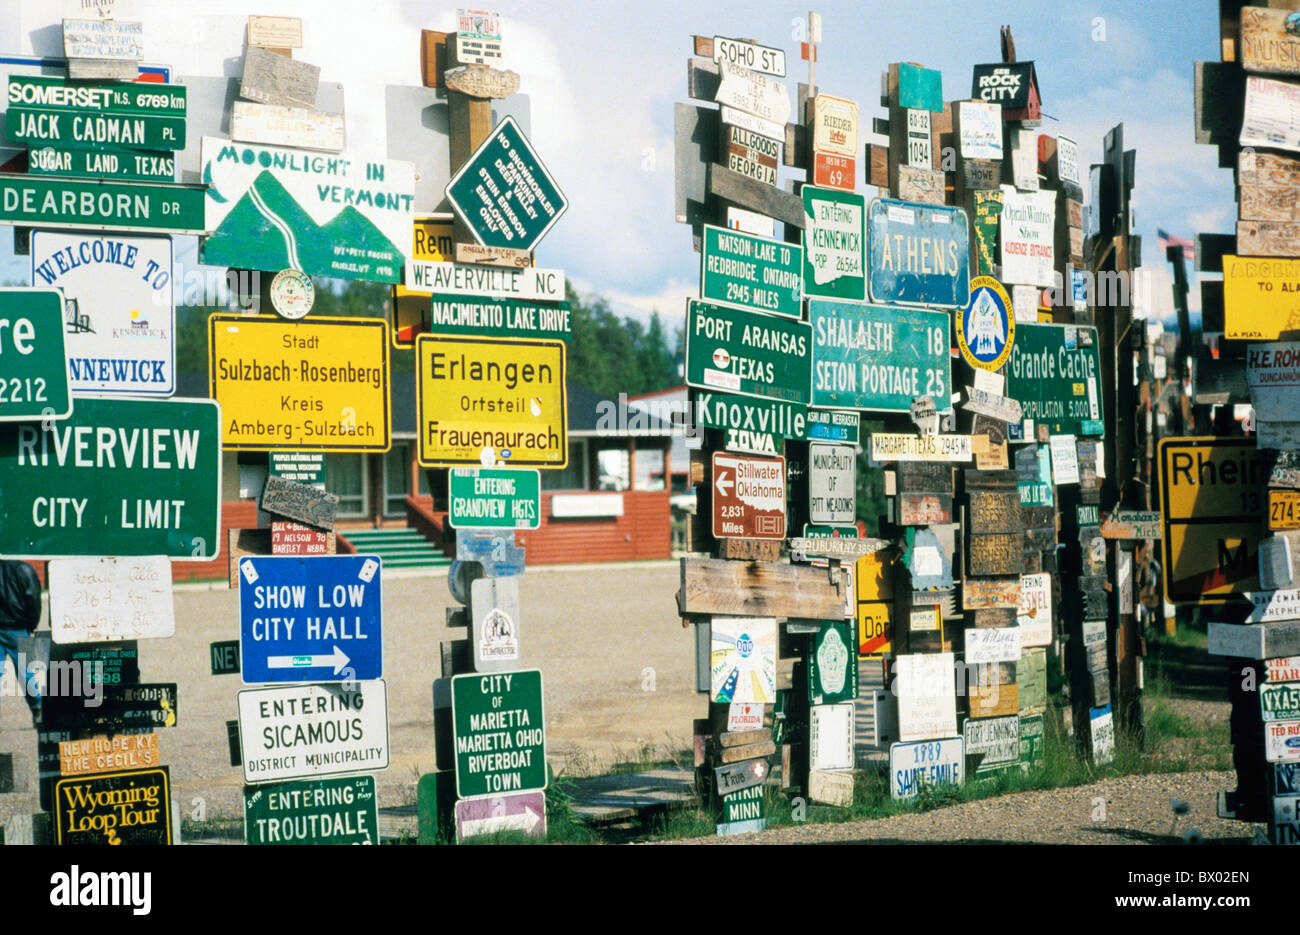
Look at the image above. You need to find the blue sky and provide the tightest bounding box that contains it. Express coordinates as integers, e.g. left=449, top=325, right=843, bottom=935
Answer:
left=0, top=0, right=1227, bottom=323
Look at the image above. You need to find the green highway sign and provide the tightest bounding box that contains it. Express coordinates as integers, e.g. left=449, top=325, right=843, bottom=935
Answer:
left=6, top=108, right=186, bottom=152
left=0, top=396, right=221, bottom=559
left=451, top=669, right=547, bottom=798
left=7, top=76, right=187, bottom=116
left=701, top=224, right=802, bottom=319
left=686, top=299, right=812, bottom=405
left=444, top=116, right=568, bottom=252
left=423, top=295, right=572, bottom=340
left=693, top=390, right=808, bottom=456
left=0, top=174, right=206, bottom=233
left=0, top=288, right=70, bottom=422
left=803, top=185, right=866, bottom=301
left=28, top=145, right=175, bottom=181
left=1005, top=322, right=1102, bottom=437
left=243, top=775, right=379, bottom=845
left=449, top=467, right=541, bottom=529
left=810, top=300, right=951, bottom=412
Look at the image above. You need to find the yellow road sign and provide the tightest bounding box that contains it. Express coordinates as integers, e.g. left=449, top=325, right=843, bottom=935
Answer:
left=416, top=333, right=567, bottom=468
left=855, top=552, right=894, bottom=655
left=392, top=215, right=455, bottom=347
left=1158, top=437, right=1263, bottom=604
left=208, top=314, right=391, bottom=452
left=1223, top=255, right=1300, bottom=340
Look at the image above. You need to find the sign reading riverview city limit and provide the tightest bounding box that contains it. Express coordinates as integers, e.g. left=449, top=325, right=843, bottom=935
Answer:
left=701, top=225, right=802, bottom=319
left=868, top=199, right=970, bottom=308
left=712, top=452, right=786, bottom=539
left=0, top=175, right=206, bottom=234
left=199, top=138, right=415, bottom=283
left=209, top=315, right=390, bottom=452
left=444, top=116, right=568, bottom=252
left=237, top=681, right=390, bottom=784
left=685, top=300, right=812, bottom=405
left=244, top=774, right=378, bottom=845
left=451, top=669, right=547, bottom=797
left=809, top=300, right=950, bottom=412
left=239, top=554, right=383, bottom=684
left=0, top=396, right=220, bottom=559
left=803, top=186, right=865, bottom=301
left=0, top=288, right=69, bottom=421
left=32, top=232, right=174, bottom=397
left=450, top=467, right=540, bottom=529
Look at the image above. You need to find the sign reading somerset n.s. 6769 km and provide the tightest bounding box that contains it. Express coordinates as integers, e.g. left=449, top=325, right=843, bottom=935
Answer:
left=199, top=138, right=415, bottom=283
left=452, top=669, right=547, bottom=797
left=686, top=299, right=811, bottom=405
left=449, top=467, right=541, bottom=529
left=867, top=198, right=969, bottom=308
left=445, top=116, right=568, bottom=252
left=0, top=288, right=70, bottom=421
left=239, top=554, right=383, bottom=684
left=209, top=314, right=391, bottom=452
left=701, top=224, right=802, bottom=319
left=0, top=396, right=220, bottom=559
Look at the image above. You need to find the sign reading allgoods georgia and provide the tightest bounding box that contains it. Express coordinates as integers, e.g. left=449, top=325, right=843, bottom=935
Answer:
left=803, top=186, right=865, bottom=301
left=1224, top=256, right=1300, bottom=340
left=0, top=288, right=70, bottom=421
left=0, top=174, right=206, bottom=233
left=685, top=299, right=812, bottom=405
left=809, top=299, right=950, bottom=412
left=243, top=774, right=379, bottom=845
left=54, top=767, right=171, bottom=845
left=868, top=198, right=970, bottom=308
left=32, top=232, right=174, bottom=397
left=200, top=138, right=416, bottom=283
left=449, top=467, right=541, bottom=529
left=1004, top=323, right=1102, bottom=436
left=712, top=452, right=787, bottom=539
left=209, top=314, right=390, bottom=452
left=701, top=225, right=802, bottom=319
left=416, top=334, right=567, bottom=468
left=444, top=116, right=568, bottom=252
left=451, top=669, right=547, bottom=797
left=0, top=396, right=220, bottom=559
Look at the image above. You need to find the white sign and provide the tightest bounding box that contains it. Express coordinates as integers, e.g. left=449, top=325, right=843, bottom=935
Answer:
left=1208, top=621, right=1270, bottom=658
left=1017, top=572, right=1052, bottom=647
left=719, top=106, right=784, bottom=143
left=247, top=15, right=303, bottom=49
left=31, top=232, right=174, bottom=397
left=403, top=261, right=565, bottom=301
left=958, top=100, right=1002, bottom=160
left=812, top=94, right=858, bottom=157
left=1049, top=434, right=1079, bottom=485
left=964, top=627, right=1021, bottom=663
left=1091, top=707, right=1115, bottom=765
left=1056, top=135, right=1080, bottom=186
left=895, top=652, right=957, bottom=742
left=726, top=206, right=775, bottom=237
left=714, top=59, right=791, bottom=126
left=906, top=108, right=931, bottom=168
left=964, top=714, right=1020, bottom=771
left=1118, top=548, right=1133, bottom=614
left=727, top=702, right=764, bottom=732
left=712, top=36, right=786, bottom=77
left=809, top=443, right=856, bottom=525
left=1012, top=283, right=1040, bottom=323
left=871, top=433, right=972, bottom=462
left=1241, top=75, right=1300, bottom=154
left=238, top=681, right=390, bottom=783
left=48, top=556, right=173, bottom=643
left=1000, top=187, right=1056, bottom=287
left=230, top=102, right=345, bottom=153
left=1248, top=343, right=1300, bottom=422
left=1268, top=656, right=1300, bottom=683
left=1247, top=588, right=1300, bottom=623
left=550, top=493, right=624, bottom=518
left=1011, top=128, right=1039, bottom=191
left=889, top=736, right=964, bottom=800
left=809, top=702, right=854, bottom=770
left=1266, top=719, right=1300, bottom=763
left=62, top=18, right=142, bottom=60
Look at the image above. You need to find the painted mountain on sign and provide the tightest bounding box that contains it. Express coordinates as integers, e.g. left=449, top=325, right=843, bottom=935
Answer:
left=201, top=171, right=404, bottom=283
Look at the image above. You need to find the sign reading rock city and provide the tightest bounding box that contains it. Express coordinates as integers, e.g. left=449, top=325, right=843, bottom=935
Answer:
left=451, top=669, right=547, bottom=797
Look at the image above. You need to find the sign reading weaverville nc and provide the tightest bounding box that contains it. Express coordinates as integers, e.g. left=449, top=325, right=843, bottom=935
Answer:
left=809, top=299, right=950, bottom=412
left=444, top=116, right=568, bottom=252
left=701, top=224, right=802, bottom=318
left=1004, top=323, right=1102, bottom=436
left=416, top=334, right=568, bottom=468
left=451, top=669, right=547, bottom=797
left=802, top=185, right=865, bottom=301
left=199, top=137, right=415, bottom=283
left=54, top=766, right=171, bottom=846
left=685, top=299, right=812, bottom=405
left=867, top=198, right=969, bottom=308
left=449, top=467, right=541, bottom=529
left=0, top=287, right=70, bottom=421
left=31, top=231, right=174, bottom=397
left=243, top=774, right=379, bottom=845
left=209, top=314, right=391, bottom=452
left=0, top=396, right=220, bottom=559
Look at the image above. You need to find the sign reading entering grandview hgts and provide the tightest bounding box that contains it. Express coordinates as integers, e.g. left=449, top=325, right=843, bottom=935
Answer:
left=686, top=299, right=811, bottom=405
left=449, top=467, right=541, bottom=529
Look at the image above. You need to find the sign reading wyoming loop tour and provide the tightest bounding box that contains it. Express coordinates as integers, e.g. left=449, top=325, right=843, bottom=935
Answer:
left=55, top=766, right=171, bottom=845
left=868, top=198, right=970, bottom=308
left=209, top=315, right=390, bottom=452
left=686, top=299, right=812, bottom=405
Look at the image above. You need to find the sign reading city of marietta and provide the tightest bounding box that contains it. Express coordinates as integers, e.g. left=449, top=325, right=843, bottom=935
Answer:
left=416, top=334, right=567, bottom=469
left=0, top=396, right=219, bottom=559
left=957, top=276, right=1014, bottom=372
left=999, top=187, right=1056, bottom=288
left=54, top=767, right=171, bottom=846
left=48, top=556, right=173, bottom=643
left=239, top=555, right=383, bottom=684
left=449, top=467, right=541, bottom=529
left=199, top=138, right=415, bottom=283
left=237, top=681, right=390, bottom=784
left=244, top=774, right=379, bottom=845
left=1158, top=437, right=1263, bottom=605
left=802, top=186, right=865, bottom=301
left=32, top=232, right=174, bottom=396
left=889, top=737, right=964, bottom=800
left=1004, top=323, right=1101, bottom=436
left=1224, top=256, right=1300, bottom=340
left=0, top=288, right=70, bottom=421
left=867, top=198, right=970, bottom=308
left=712, top=452, right=786, bottom=539
left=444, top=116, right=567, bottom=252
left=809, top=300, right=950, bottom=412
left=451, top=669, right=547, bottom=797
left=0, top=174, right=205, bottom=233
left=701, top=225, right=802, bottom=319
left=209, top=314, right=390, bottom=452
left=685, top=300, right=811, bottom=405
left=710, top=616, right=777, bottom=703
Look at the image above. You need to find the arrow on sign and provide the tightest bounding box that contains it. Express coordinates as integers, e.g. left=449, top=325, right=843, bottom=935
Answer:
left=716, top=470, right=734, bottom=497
left=266, top=645, right=351, bottom=674
left=461, top=806, right=543, bottom=838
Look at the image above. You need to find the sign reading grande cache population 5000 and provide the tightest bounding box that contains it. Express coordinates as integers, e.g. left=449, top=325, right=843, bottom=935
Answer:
left=452, top=669, right=547, bottom=798
left=685, top=299, right=811, bottom=405
left=1004, top=322, right=1101, bottom=436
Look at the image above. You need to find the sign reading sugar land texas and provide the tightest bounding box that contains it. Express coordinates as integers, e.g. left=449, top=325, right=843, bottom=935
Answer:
left=701, top=224, right=802, bottom=319
left=685, top=300, right=812, bottom=405
left=0, top=288, right=70, bottom=421
left=868, top=198, right=970, bottom=308
left=449, top=467, right=541, bottom=529
left=32, top=231, right=174, bottom=396
left=28, top=144, right=175, bottom=182
left=244, top=774, right=378, bottom=846
left=199, top=138, right=415, bottom=283
left=209, top=314, right=390, bottom=452
left=0, top=396, right=220, bottom=559
left=803, top=186, right=865, bottom=301
left=810, top=299, right=950, bottom=412
left=416, top=334, right=567, bottom=468
left=0, top=174, right=206, bottom=233
left=445, top=116, right=568, bottom=252
left=1004, top=323, right=1102, bottom=436
left=238, top=681, right=390, bottom=784
left=452, top=669, right=547, bottom=797
left=1224, top=256, right=1300, bottom=340
left=239, top=555, right=383, bottom=684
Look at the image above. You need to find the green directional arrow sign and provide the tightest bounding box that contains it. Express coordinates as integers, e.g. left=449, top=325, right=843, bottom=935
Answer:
left=243, top=775, right=379, bottom=845
left=449, top=467, right=541, bottom=529
left=6, top=108, right=186, bottom=152
left=7, top=76, right=187, bottom=116
left=28, top=145, right=175, bottom=181
left=701, top=224, right=802, bottom=318
left=0, top=174, right=206, bottom=233
left=451, top=669, right=547, bottom=798
left=0, top=288, right=70, bottom=422
left=686, top=299, right=812, bottom=405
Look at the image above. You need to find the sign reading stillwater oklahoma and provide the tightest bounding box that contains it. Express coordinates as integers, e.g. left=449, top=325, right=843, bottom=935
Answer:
left=199, top=138, right=415, bottom=283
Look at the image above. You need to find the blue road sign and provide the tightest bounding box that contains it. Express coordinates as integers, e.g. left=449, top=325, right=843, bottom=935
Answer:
left=239, top=555, right=383, bottom=685
left=867, top=198, right=970, bottom=309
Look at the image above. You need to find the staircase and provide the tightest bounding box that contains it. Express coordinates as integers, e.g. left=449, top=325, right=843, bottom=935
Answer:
left=340, top=527, right=451, bottom=570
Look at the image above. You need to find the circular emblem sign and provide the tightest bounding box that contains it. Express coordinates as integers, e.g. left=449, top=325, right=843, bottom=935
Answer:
left=957, top=275, right=1014, bottom=372
left=270, top=269, right=315, bottom=320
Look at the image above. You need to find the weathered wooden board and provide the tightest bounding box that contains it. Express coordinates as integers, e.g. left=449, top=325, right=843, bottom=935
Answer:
left=968, top=490, right=1022, bottom=535
left=444, top=64, right=520, bottom=99
left=680, top=558, right=845, bottom=619
left=420, top=29, right=449, bottom=88
left=897, top=165, right=945, bottom=205
left=968, top=534, right=1023, bottom=577
left=230, top=101, right=344, bottom=152
left=807, top=768, right=854, bottom=807
left=1193, top=61, right=1244, bottom=147
left=964, top=469, right=1018, bottom=490
left=709, top=162, right=804, bottom=229
left=1241, top=150, right=1300, bottom=189
left=248, top=15, right=303, bottom=50
left=1240, top=184, right=1300, bottom=222
left=897, top=493, right=952, bottom=525
left=240, top=45, right=320, bottom=110
left=261, top=476, right=340, bottom=530
left=1017, top=648, right=1047, bottom=715
left=717, top=738, right=776, bottom=765
left=1242, top=7, right=1300, bottom=76
left=717, top=538, right=783, bottom=562
left=962, top=577, right=1020, bottom=610
left=969, top=680, right=1019, bottom=718
left=896, top=461, right=953, bottom=494
left=1210, top=620, right=1300, bottom=658
left=714, top=757, right=769, bottom=793
left=1239, top=219, right=1300, bottom=258
left=971, top=607, right=1018, bottom=629
left=226, top=528, right=337, bottom=588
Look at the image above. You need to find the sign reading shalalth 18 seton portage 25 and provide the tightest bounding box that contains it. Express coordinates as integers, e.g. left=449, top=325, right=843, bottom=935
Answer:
left=686, top=300, right=812, bottom=405
left=0, top=288, right=70, bottom=421
left=867, top=199, right=969, bottom=308
left=701, top=225, right=802, bottom=319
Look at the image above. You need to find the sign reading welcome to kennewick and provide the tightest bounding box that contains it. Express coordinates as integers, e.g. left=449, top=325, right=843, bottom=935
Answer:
left=199, top=138, right=415, bottom=283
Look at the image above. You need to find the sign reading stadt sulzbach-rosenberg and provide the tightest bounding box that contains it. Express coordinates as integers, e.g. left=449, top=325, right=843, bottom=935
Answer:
left=685, top=299, right=811, bottom=406
left=451, top=669, right=547, bottom=798
left=0, top=287, right=70, bottom=422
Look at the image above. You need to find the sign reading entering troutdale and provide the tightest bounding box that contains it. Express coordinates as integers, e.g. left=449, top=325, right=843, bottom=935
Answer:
left=239, top=555, right=383, bottom=683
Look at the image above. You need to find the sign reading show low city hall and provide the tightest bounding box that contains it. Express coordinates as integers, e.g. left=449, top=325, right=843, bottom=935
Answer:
left=0, top=396, right=220, bottom=559
left=451, top=669, right=547, bottom=798
left=1004, top=323, right=1102, bottom=436
left=686, top=300, right=811, bottom=405
left=0, top=287, right=70, bottom=421
left=209, top=314, right=390, bottom=452
left=199, top=138, right=415, bottom=283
